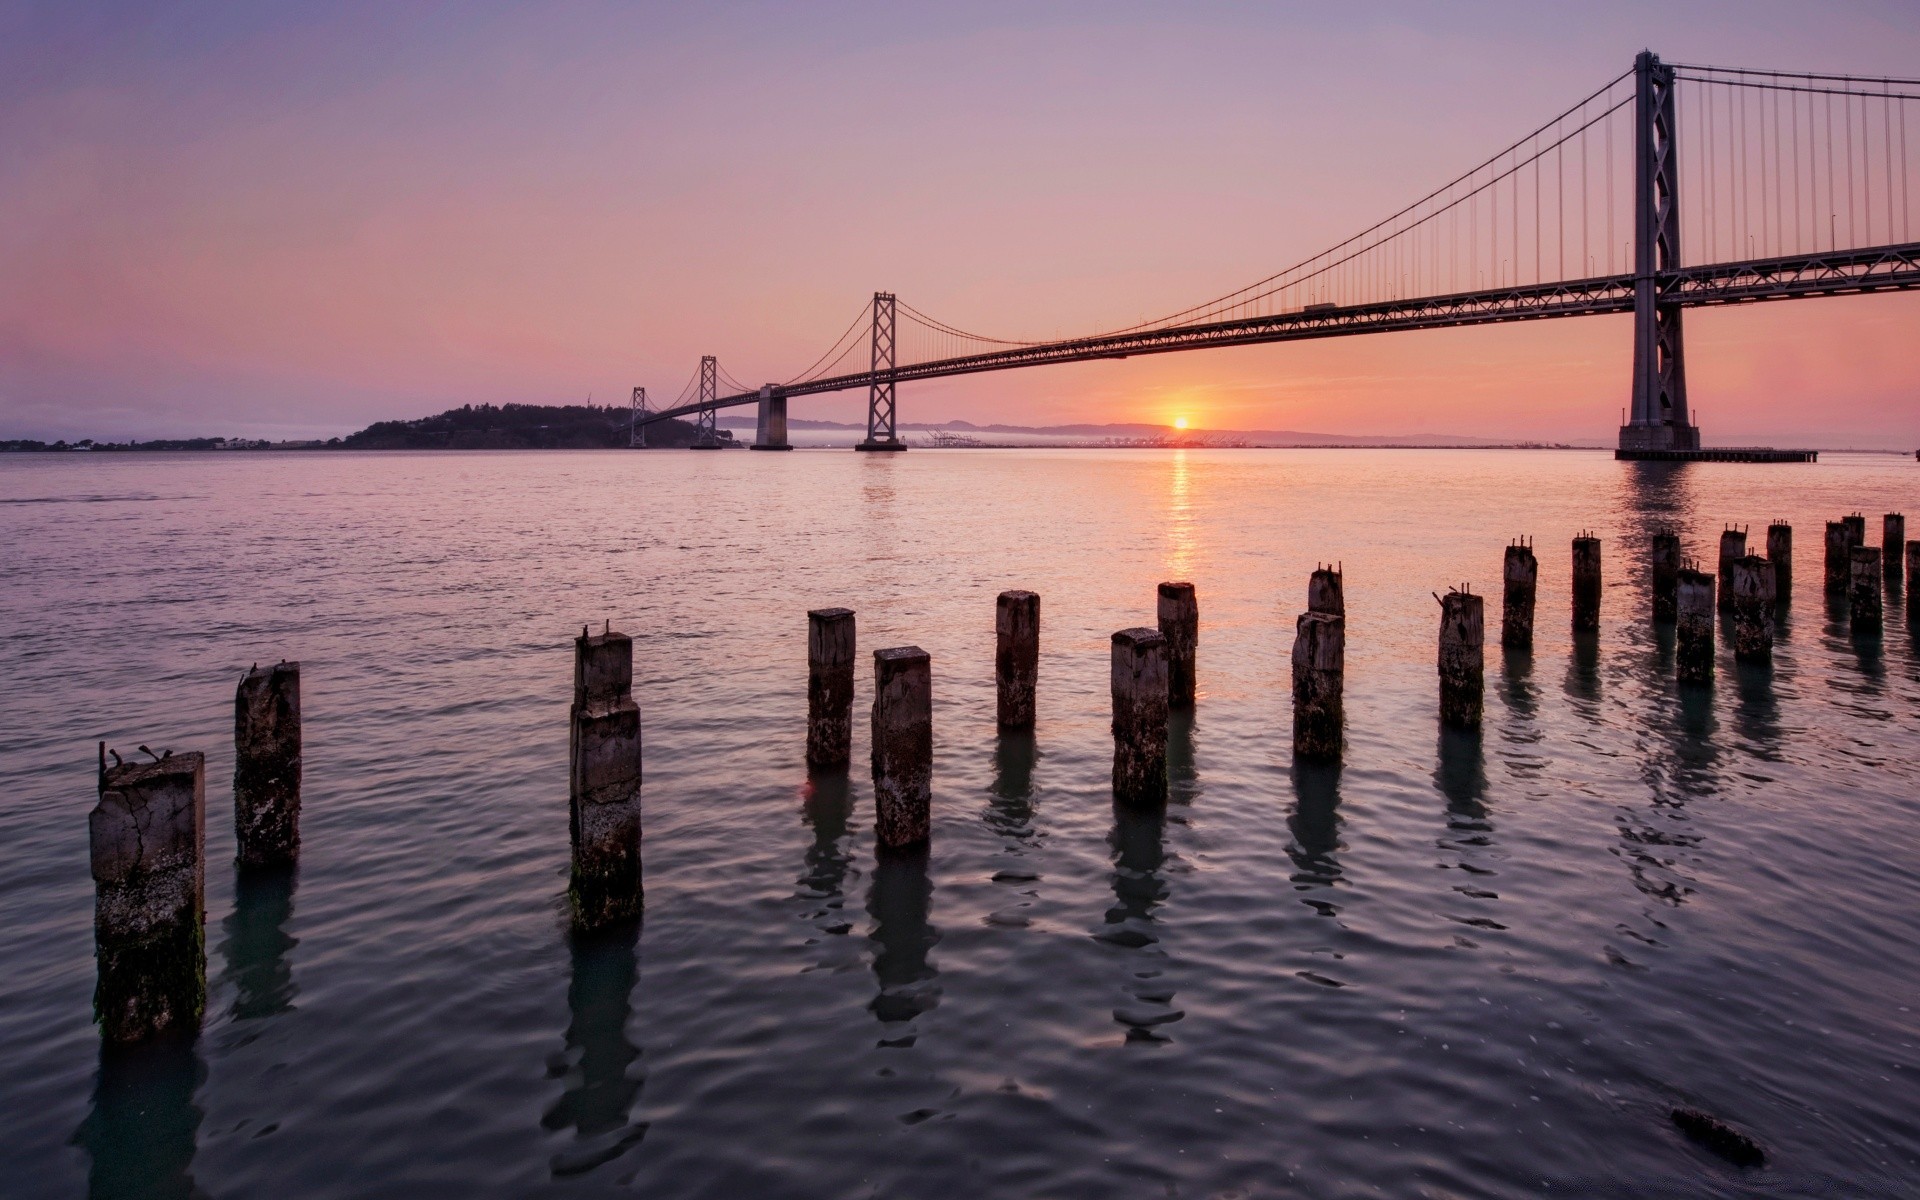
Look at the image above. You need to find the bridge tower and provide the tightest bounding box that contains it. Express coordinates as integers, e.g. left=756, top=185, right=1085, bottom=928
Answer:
left=1620, top=50, right=1698, bottom=453
left=856, top=292, right=905, bottom=451
left=629, top=386, right=651, bottom=448
left=691, top=355, right=721, bottom=449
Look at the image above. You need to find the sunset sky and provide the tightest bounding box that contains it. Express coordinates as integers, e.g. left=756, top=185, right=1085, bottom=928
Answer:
left=4, top=1, right=1917, bottom=446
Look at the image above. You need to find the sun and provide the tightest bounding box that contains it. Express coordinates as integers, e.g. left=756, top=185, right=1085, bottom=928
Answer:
left=1173, top=416, right=1189, bottom=430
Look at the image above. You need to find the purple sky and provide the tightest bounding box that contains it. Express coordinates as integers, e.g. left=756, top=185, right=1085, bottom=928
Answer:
left=3, top=1, right=1917, bottom=445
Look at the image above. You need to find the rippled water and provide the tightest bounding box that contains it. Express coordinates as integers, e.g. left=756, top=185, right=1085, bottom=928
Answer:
left=3, top=447, right=1918, bottom=1197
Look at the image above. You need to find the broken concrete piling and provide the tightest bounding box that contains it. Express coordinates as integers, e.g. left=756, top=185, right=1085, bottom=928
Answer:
left=92, top=746, right=206, bottom=1043
left=1886, top=514, right=1906, bottom=579
left=1307, top=565, right=1344, bottom=617
left=1849, top=546, right=1883, bottom=631
left=1436, top=589, right=1484, bottom=730
left=1730, top=555, right=1776, bottom=663
left=1717, top=526, right=1747, bottom=609
left=234, top=662, right=300, bottom=869
left=1651, top=530, right=1681, bottom=622
left=1572, top=534, right=1602, bottom=631
left=806, top=608, right=856, bottom=767
left=1500, top=540, right=1537, bottom=650
left=1766, top=521, right=1792, bottom=596
left=995, top=591, right=1039, bottom=729
left=1110, top=628, right=1169, bottom=806
left=1291, top=610, right=1344, bottom=760
left=1825, top=521, right=1852, bottom=592
left=871, top=647, right=933, bottom=849
left=1156, top=582, right=1198, bottom=707
left=1676, top=566, right=1715, bottom=684
left=569, top=625, right=643, bottom=927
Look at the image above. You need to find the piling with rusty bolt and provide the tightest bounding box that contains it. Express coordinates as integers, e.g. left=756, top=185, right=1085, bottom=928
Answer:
left=1572, top=534, right=1602, bottom=631
left=807, top=608, right=856, bottom=767
left=871, top=647, right=932, bottom=848
left=570, top=625, right=643, bottom=927
left=1651, top=530, right=1681, bottom=622
left=1676, top=566, right=1715, bottom=684
left=1291, top=611, right=1344, bottom=760
left=1766, top=521, right=1792, bottom=596
left=1717, top=526, right=1747, bottom=609
left=1437, top=589, right=1484, bottom=730
left=1730, top=555, right=1776, bottom=663
left=995, top=591, right=1039, bottom=729
left=234, top=661, right=301, bottom=869
left=1157, top=582, right=1198, bottom=707
left=1849, top=546, right=1883, bottom=631
left=92, top=746, right=206, bottom=1043
left=1501, top=540, right=1537, bottom=650
left=1110, top=628, right=1169, bottom=806
left=1308, top=565, right=1344, bottom=617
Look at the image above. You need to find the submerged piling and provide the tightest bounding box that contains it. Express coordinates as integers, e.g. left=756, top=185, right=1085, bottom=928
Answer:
left=871, top=647, right=933, bottom=848
left=1436, top=589, right=1484, bottom=730
left=1766, top=521, right=1793, bottom=596
left=1501, top=540, right=1537, bottom=650
left=92, top=746, right=206, bottom=1043
left=1291, top=611, right=1344, bottom=760
left=1651, top=530, right=1681, bottom=622
left=1308, top=565, right=1344, bottom=617
left=1825, top=521, right=1852, bottom=592
left=807, top=608, right=856, bottom=767
left=1110, top=628, right=1169, bottom=806
left=1849, top=547, right=1883, bottom=631
left=995, top=591, right=1039, bottom=729
left=1730, top=555, right=1776, bottom=663
left=1572, top=534, right=1602, bottom=631
left=569, top=625, right=643, bottom=927
left=1157, top=582, right=1198, bottom=707
left=1676, top=566, right=1715, bottom=684
left=234, top=661, right=300, bottom=869
left=1717, top=526, right=1747, bottom=609
left=1886, top=514, right=1906, bottom=579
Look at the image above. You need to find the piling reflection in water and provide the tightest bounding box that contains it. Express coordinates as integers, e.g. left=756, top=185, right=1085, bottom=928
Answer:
left=1100, top=801, right=1180, bottom=1042
left=1563, top=629, right=1603, bottom=707
left=1286, top=760, right=1344, bottom=914
left=866, top=846, right=939, bottom=1045
left=1167, top=706, right=1202, bottom=805
left=220, top=865, right=299, bottom=1023
left=542, top=922, right=648, bottom=1178
left=1434, top=728, right=1502, bottom=938
left=1730, top=657, right=1785, bottom=764
left=76, top=1035, right=204, bottom=1200
left=984, top=730, right=1042, bottom=925
left=796, top=774, right=857, bottom=938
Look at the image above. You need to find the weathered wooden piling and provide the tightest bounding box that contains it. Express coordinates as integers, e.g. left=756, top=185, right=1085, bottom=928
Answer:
left=1886, top=514, right=1906, bottom=578
left=1651, top=530, right=1681, bottom=622
left=233, top=661, right=301, bottom=869
left=1849, top=546, right=1883, bottom=631
left=1572, top=534, right=1602, bottom=631
left=1308, top=565, right=1344, bottom=617
left=1910, top=541, right=1920, bottom=612
left=1436, top=590, right=1484, bottom=730
left=1843, top=513, right=1867, bottom=551
left=1110, top=628, right=1169, bottom=806
left=1766, top=521, right=1792, bottom=594
left=1157, top=582, right=1198, bottom=707
left=1717, top=526, right=1747, bottom=609
left=1730, top=555, right=1776, bottom=663
left=92, top=746, right=206, bottom=1043
left=569, top=626, right=643, bottom=926
left=995, top=591, right=1039, bottom=729
left=1675, top=566, right=1715, bottom=684
left=1825, top=521, right=1852, bottom=592
left=871, top=647, right=933, bottom=848
left=1500, top=540, right=1537, bottom=649
left=806, top=608, right=856, bottom=767
left=1291, top=611, right=1344, bottom=760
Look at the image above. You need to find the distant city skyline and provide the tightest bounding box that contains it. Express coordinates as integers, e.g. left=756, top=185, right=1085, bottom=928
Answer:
left=4, top=1, right=1917, bottom=447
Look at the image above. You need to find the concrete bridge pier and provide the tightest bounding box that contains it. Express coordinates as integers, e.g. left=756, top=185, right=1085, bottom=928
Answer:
left=752, top=387, right=792, bottom=450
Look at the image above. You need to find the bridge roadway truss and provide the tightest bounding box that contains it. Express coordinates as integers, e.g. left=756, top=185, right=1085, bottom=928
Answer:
left=639, top=241, right=1920, bottom=429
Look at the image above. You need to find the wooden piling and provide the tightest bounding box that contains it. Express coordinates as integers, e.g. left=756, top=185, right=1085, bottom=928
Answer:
left=570, top=626, right=643, bottom=927
left=1651, top=530, right=1681, bottom=622
left=1886, top=514, right=1906, bottom=578
left=1825, top=521, right=1852, bottom=592
left=1572, top=534, right=1602, bottom=631
left=1910, top=541, right=1920, bottom=613
left=806, top=608, right=856, bottom=767
left=1157, top=582, right=1198, bottom=707
left=1500, top=540, right=1537, bottom=650
left=995, top=591, right=1039, bottom=729
left=234, top=661, right=300, bottom=869
left=1717, top=526, right=1747, bottom=609
left=1110, top=628, right=1169, bottom=806
left=1307, top=565, right=1344, bottom=617
left=1437, top=590, right=1484, bottom=730
left=1766, top=521, right=1792, bottom=596
left=1676, top=566, right=1715, bottom=684
left=1849, top=546, right=1883, bottom=631
left=1730, top=555, right=1775, bottom=663
left=871, top=647, right=933, bottom=848
left=1291, top=611, right=1344, bottom=760
left=92, top=747, right=206, bottom=1043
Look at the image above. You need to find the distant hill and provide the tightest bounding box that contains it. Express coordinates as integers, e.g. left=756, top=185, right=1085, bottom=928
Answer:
left=341, top=403, right=713, bottom=449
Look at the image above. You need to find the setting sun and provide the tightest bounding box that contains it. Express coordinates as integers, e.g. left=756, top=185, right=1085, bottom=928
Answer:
left=1173, top=416, right=1189, bottom=430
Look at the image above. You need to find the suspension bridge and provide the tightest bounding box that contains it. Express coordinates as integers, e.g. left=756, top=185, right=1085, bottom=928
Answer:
left=631, top=52, right=1920, bottom=458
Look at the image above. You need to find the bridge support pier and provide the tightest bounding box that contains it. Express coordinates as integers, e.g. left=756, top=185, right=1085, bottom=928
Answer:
left=752, top=387, right=791, bottom=451
left=856, top=292, right=907, bottom=452
left=1619, top=52, right=1700, bottom=456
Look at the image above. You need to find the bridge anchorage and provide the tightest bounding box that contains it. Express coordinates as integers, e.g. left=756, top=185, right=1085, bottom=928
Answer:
left=634, top=51, right=1919, bottom=457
